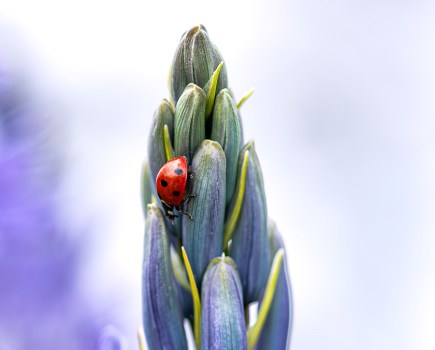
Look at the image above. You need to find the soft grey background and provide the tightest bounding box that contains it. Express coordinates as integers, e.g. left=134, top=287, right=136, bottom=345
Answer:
left=2, top=0, right=435, bottom=349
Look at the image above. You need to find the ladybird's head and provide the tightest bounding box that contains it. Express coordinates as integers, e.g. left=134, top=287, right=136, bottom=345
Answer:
left=181, top=152, right=193, bottom=165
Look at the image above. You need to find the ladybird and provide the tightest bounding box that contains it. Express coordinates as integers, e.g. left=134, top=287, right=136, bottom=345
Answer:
left=156, top=156, right=195, bottom=220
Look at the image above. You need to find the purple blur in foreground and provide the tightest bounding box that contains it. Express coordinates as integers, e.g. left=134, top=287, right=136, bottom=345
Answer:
left=0, top=34, right=121, bottom=349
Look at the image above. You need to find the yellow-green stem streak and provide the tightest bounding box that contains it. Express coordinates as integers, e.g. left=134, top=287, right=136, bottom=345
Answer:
left=205, top=61, right=223, bottom=117
left=163, top=124, right=174, bottom=161
left=171, top=247, right=191, bottom=292
left=223, top=150, right=250, bottom=249
left=181, top=246, right=201, bottom=350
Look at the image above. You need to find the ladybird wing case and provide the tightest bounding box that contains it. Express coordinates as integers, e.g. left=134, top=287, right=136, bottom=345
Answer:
left=156, top=156, right=188, bottom=207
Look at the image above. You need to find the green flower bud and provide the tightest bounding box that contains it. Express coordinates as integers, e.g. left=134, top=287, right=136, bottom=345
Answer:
left=182, top=140, right=226, bottom=286
left=171, top=25, right=228, bottom=103
left=147, top=99, right=174, bottom=180
left=142, top=204, right=187, bottom=350
left=174, top=83, right=206, bottom=159
left=256, top=221, right=293, bottom=350
left=229, top=141, right=271, bottom=304
left=201, top=256, right=247, bottom=350
left=211, top=88, right=244, bottom=205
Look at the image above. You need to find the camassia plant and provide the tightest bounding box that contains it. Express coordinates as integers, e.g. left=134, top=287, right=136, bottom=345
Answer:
left=141, top=25, right=293, bottom=350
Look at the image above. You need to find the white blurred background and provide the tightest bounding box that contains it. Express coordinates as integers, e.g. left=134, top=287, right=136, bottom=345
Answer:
left=1, top=0, right=435, bottom=349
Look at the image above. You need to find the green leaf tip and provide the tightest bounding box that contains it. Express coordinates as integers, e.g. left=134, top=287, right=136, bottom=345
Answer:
left=181, top=246, right=201, bottom=350
left=205, top=61, right=224, bottom=117
left=237, top=88, right=255, bottom=109
left=247, top=248, right=285, bottom=350
left=223, top=149, right=250, bottom=249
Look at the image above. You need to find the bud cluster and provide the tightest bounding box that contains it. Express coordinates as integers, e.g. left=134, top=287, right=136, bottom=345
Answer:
left=142, top=25, right=292, bottom=350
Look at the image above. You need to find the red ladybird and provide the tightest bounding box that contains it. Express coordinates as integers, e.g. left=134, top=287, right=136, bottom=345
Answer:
left=156, top=156, right=195, bottom=220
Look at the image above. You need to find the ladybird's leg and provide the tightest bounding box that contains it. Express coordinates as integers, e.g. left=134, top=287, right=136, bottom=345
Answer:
left=175, top=205, right=193, bottom=220
left=188, top=167, right=194, bottom=179
left=178, top=210, right=193, bottom=220
left=161, top=201, right=178, bottom=220
left=181, top=194, right=196, bottom=205
left=184, top=168, right=195, bottom=201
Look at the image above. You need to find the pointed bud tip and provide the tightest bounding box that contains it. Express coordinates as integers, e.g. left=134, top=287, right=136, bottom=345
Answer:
left=190, top=24, right=206, bottom=34
left=246, top=139, right=255, bottom=149
left=201, top=139, right=224, bottom=151
left=184, top=83, right=206, bottom=96
left=146, top=203, right=160, bottom=215
left=208, top=255, right=238, bottom=271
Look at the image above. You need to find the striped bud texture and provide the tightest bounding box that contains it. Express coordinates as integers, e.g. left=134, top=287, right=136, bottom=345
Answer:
left=182, top=140, right=226, bottom=286
left=229, top=141, right=271, bottom=304
left=142, top=205, right=188, bottom=349
left=142, top=25, right=293, bottom=349
left=171, top=25, right=228, bottom=104
left=201, top=257, right=247, bottom=350
left=255, top=221, right=293, bottom=350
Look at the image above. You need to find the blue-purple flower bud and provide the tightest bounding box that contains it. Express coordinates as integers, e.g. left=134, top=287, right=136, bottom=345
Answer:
left=256, top=221, right=293, bottom=350
left=201, top=256, right=247, bottom=350
left=174, top=84, right=206, bottom=159
left=182, top=140, right=225, bottom=286
left=229, top=141, right=271, bottom=304
left=211, top=88, right=244, bottom=205
left=142, top=204, right=187, bottom=349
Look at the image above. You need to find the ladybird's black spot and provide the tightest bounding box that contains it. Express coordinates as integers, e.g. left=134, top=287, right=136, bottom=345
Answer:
left=173, top=191, right=180, bottom=197
left=174, top=168, right=183, bottom=175
left=160, top=179, right=168, bottom=187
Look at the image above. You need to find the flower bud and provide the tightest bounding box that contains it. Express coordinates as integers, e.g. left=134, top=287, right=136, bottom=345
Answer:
left=174, top=84, right=206, bottom=158
left=171, top=25, right=228, bottom=103
left=256, top=222, right=293, bottom=350
left=142, top=204, right=187, bottom=350
left=182, top=140, right=225, bottom=286
left=147, top=99, right=174, bottom=180
left=229, top=141, right=271, bottom=304
left=201, top=256, right=247, bottom=350
left=211, top=88, right=244, bottom=205
left=256, top=221, right=293, bottom=350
